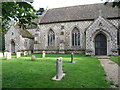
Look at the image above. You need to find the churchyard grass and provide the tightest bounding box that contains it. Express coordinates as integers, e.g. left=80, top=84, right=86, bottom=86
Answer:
left=2, top=54, right=110, bottom=88
left=110, top=56, right=120, bottom=66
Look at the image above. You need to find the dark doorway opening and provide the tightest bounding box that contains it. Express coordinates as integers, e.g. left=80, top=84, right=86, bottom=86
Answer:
left=95, top=33, right=107, bottom=55
left=11, top=40, right=15, bottom=54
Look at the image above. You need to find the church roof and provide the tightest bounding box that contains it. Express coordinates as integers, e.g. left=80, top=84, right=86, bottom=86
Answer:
left=19, top=29, right=33, bottom=39
left=40, top=3, right=119, bottom=24
left=14, top=23, right=33, bottom=39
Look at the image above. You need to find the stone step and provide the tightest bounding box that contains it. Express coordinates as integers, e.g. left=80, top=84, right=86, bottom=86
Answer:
left=95, top=56, right=110, bottom=59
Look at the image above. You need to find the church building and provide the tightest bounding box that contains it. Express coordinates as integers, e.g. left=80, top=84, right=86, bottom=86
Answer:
left=5, top=3, right=120, bottom=56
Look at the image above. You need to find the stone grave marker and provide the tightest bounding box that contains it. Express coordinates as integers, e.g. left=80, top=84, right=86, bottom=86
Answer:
left=52, top=57, right=65, bottom=81
left=24, top=51, right=28, bottom=56
left=6, top=52, right=11, bottom=60
left=31, top=55, right=36, bottom=61
left=16, top=52, right=21, bottom=58
left=71, top=53, right=75, bottom=63
left=4, top=52, right=8, bottom=58
left=42, top=51, right=46, bottom=58
left=28, top=51, right=31, bottom=55
left=0, top=53, right=3, bottom=58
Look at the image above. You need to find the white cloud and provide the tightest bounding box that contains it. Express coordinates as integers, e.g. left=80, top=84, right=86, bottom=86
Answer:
left=32, top=0, right=105, bottom=10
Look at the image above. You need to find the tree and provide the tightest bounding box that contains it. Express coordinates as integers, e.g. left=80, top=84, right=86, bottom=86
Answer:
left=0, top=1, right=44, bottom=51
left=104, top=1, right=120, bottom=8
left=2, top=1, right=38, bottom=31
left=36, top=8, right=45, bottom=16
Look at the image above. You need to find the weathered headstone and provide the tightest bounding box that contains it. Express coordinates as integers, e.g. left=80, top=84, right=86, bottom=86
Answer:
left=52, top=57, right=65, bottom=81
left=4, top=52, right=8, bottom=57
left=71, top=53, right=75, bottom=63
left=16, top=52, right=21, bottom=58
left=42, top=51, right=46, bottom=58
left=24, top=51, right=28, bottom=56
left=0, top=53, right=3, bottom=58
left=6, top=52, right=11, bottom=60
left=28, top=51, right=31, bottom=55
left=31, top=55, right=36, bottom=61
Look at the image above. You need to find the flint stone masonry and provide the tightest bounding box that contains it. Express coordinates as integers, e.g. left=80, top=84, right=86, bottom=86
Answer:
left=0, top=53, right=3, bottom=58
left=5, top=4, right=119, bottom=55
left=16, top=52, right=21, bottom=58
left=5, top=26, right=34, bottom=54
left=52, top=57, right=65, bottom=81
left=6, top=52, right=11, bottom=60
left=86, top=16, right=118, bottom=56
left=31, top=55, right=36, bottom=61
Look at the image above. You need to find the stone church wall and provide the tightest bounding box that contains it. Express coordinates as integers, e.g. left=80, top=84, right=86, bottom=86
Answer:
left=34, top=20, right=93, bottom=54
left=86, top=17, right=118, bottom=56
left=5, top=26, right=34, bottom=54
left=5, top=26, right=21, bottom=53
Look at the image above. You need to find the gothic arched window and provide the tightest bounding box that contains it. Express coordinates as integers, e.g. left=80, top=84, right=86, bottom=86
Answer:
left=72, top=27, right=80, bottom=46
left=48, top=29, right=55, bottom=46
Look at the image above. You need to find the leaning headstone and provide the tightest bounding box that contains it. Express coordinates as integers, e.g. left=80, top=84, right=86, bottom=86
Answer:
left=4, top=52, right=8, bottom=58
left=24, top=51, right=28, bottom=56
left=6, top=52, right=11, bottom=60
left=16, top=52, right=21, bottom=58
left=0, top=53, right=3, bottom=58
left=31, top=55, right=36, bottom=61
left=42, top=51, right=46, bottom=58
left=71, top=53, right=75, bottom=63
left=52, top=57, right=65, bottom=81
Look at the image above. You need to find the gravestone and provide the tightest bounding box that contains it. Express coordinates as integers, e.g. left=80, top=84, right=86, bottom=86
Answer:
left=0, top=53, right=3, bottom=58
left=24, top=51, right=28, bottom=56
left=6, top=52, right=11, bottom=60
left=52, top=57, right=65, bottom=81
left=28, top=51, right=31, bottom=55
left=42, top=51, right=46, bottom=58
left=4, top=52, right=8, bottom=57
left=31, top=55, right=36, bottom=61
left=71, top=53, right=75, bottom=63
left=16, top=52, right=21, bottom=58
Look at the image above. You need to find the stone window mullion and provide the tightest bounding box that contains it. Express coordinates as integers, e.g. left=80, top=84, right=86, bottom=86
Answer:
left=74, top=33, right=75, bottom=46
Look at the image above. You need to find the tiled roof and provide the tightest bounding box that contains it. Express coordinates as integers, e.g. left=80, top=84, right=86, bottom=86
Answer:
left=14, top=23, right=33, bottom=39
left=40, top=3, right=119, bottom=24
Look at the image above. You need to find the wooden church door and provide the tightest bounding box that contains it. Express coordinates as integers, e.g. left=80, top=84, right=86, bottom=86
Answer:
left=95, top=33, right=107, bottom=55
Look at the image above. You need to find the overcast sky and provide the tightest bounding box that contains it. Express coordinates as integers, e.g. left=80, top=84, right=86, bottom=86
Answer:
left=32, top=0, right=107, bottom=10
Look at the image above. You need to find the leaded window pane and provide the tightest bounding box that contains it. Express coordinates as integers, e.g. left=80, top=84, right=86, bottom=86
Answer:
left=48, top=29, right=55, bottom=46
left=72, top=27, right=80, bottom=46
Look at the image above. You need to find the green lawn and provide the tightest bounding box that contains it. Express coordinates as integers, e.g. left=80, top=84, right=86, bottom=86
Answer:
left=2, top=54, right=110, bottom=88
left=110, top=56, right=120, bottom=66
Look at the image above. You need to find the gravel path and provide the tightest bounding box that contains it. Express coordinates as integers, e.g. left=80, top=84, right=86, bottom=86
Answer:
left=99, top=58, right=119, bottom=88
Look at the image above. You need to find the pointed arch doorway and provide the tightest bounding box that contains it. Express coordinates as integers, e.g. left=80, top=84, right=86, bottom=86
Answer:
left=95, top=33, right=107, bottom=55
left=11, top=40, right=15, bottom=54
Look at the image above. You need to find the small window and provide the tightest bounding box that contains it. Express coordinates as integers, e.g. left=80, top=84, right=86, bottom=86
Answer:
left=35, top=33, right=38, bottom=37
left=61, top=25, right=64, bottom=30
left=24, top=40, right=27, bottom=47
left=12, top=32, right=14, bottom=35
left=34, top=41, right=38, bottom=44
left=99, top=22, right=102, bottom=26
